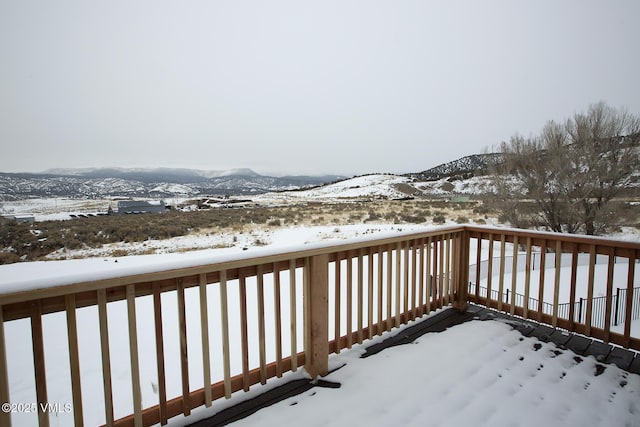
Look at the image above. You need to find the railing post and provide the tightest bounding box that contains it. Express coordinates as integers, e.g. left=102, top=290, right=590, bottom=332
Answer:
left=0, top=306, right=10, bottom=427
left=305, top=254, right=329, bottom=379
left=453, top=230, right=469, bottom=312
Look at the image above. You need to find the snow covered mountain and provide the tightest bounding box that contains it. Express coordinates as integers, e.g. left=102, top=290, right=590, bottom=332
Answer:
left=0, top=153, right=502, bottom=201
left=0, top=168, right=344, bottom=200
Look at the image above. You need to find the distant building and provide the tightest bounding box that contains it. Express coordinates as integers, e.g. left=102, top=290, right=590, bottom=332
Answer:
left=117, top=200, right=166, bottom=214
left=1, top=214, right=35, bottom=223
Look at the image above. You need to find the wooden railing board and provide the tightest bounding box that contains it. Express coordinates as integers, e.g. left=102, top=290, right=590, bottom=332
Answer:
left=97, top=288, right=115, bottom=427
left=357, top=249, right=364, bottom=344
left=395, top=242, right=401, bottom=328
left=367, top=248, right=374, bottom=340
left=152, top=284, right=168, bottom=425
left=552, top=240, right=562, bottom=327
left=198, top=274, right=212, bottom=408
left=604, top=251, right=615, bottom=344
left=126, top=285, right=143, bottom=427
left=274, top=266, right=283, bottom=378
left=30, top=300, right=49, bottom=427
left=65, top=294, right=84, bottom=427
left=0, top=306, right=10, bottom=427
left=567, top=246, right=579, bottom=331
left=624, top=260, right=635, bottom=348
left=288, top=260, right=298, bottom=372
left=176, top=279, right=190, bottom=416
left=218, top=271, right=231, bottom=399
left=536, top=241, right=547, bottom=323
left=346, top=254, right=353, bottom=349
left=386, top=244, right=393, bottom=332
left=334, top=256, right=341, bottom=354
left=377, top=245, right=384, bottom=335
left=238, top=273, right=250, bottom=391
left=256, top=265, right=267, bottom=385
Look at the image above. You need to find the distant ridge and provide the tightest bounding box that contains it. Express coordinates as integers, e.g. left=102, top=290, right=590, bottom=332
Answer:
left=43, top=167, right=262, bottom=183
left=406, top=153, right=503, bottom=181
left=0, top=168, right=345, bottom=200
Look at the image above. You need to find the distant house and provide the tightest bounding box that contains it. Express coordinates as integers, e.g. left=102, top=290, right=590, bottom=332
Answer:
left=1, top=214, right=35, bottom=223
left=117, top=200, right=166, bottom=214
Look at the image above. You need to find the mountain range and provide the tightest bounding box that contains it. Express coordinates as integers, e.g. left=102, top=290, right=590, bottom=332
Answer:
left=0, top=167, right=347, bottom=200
left=0, top=155, right=501, bottom=201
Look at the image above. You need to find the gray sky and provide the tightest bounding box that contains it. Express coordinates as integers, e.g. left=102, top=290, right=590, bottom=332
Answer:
left=1, top=1, right=639, bottom=176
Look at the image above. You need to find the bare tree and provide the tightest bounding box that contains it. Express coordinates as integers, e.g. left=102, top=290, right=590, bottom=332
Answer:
left=491, top=102, right=639, bottom=235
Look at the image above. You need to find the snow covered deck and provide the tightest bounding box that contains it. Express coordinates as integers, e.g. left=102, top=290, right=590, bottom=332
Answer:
left=0, top=225, right=638, bottom=427
left=186, top=305, right=640, bottom=427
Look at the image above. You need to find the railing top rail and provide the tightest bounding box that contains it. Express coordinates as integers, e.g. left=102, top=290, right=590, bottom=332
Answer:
left=0, top=225, right=466, bottom=306
left=465, top=225, right=640, bottom=251
left=1, top=224, right=638, bottom=307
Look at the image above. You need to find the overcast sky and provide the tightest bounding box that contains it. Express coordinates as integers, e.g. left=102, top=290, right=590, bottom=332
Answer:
left=1, top=1, right=639, bottom=176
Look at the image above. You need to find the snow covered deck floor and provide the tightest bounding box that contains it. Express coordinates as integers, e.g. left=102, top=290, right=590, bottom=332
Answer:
left=186, top=305, right=640, bottom=427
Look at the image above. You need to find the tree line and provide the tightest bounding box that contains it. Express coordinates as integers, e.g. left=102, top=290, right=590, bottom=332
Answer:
left=491, top=102, right=639, bottom=235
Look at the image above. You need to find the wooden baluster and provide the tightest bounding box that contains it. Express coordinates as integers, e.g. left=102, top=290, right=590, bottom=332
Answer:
left=219, top=271, right=232, bottom=398
left=198, top=274, right=212, bottom=407
left=334, top=256, right=341, bottom=354
left=444, top=235, right=451, bottom=305
left=552, top=240, right=562, bottom=327
left=425, top=237, right=432, bottom=314
left=486, top=235, right=494, bottom=309
left=65, top=294, right=84, bottom=427
left=395, top=242, right=401, bottom=327
left=411, top=240, right=417, bottom=320
left=377, top=246, right=384, bottom=333
left=418, top=239, right=425, bottom=317
left=386, top=245, right=393, bottom=331
left=367, top=248, right=374, bottom=340
left=475, top=237, right=482, bottom=299
left=357, top=249, right=364, bottom=343
left=439, top=238, right=445, bottom=308
left=357, top=249, right=364, bottom=344
left=510, top=235, right=519, bottom=315
left=126, top=285, right=143, bottom=427
left=177, top=278, right=190, bottom=416
left=0, top=306, right=9, bottom=427
left=31, top=300, right=49, bottom=427
left=257, top=265, right=267, bottom=384
left=623, top=254, right=636, bottom=348
left=585, top=245, right=596, bottom=335
left=289, top=260, right=298, bottom=371
left=303, top=258, right=310, bottom=365
left=523, top=237, right=532, bottom=319
left=152, top=284, right=168, bottom=424
left=239, top=273, right=250, bottom=390
left=346, top=252, right=353, bottom=348
left=97, top=289, right=114, bottom=427
left=537, top=241, right=547, bottom=322
left=497, top=235, right=506, bottom=312
left=604, top=249, right=615, bottom=343
left=274, top=265, right=283, bottom=377
left=403, top=242, right=409, bottom=322
left=568, top=245, right=578, bottom=330
left=433, top=237, right=440, bottom=308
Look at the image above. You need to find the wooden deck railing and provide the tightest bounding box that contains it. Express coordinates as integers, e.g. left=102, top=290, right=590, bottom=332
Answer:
left=465, top=226, right=640, bottom=350
left=0, top=225, right=638, bottom=426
